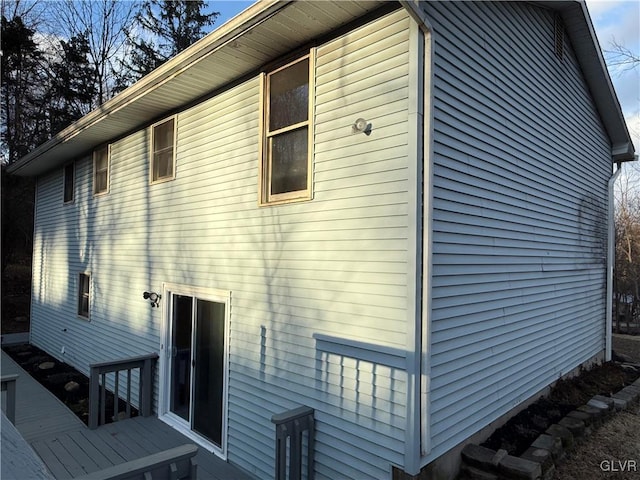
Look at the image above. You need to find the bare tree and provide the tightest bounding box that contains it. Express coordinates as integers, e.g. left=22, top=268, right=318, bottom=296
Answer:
left=614, top=172, right=640, bottom=331
left=605, top=39, right=640, bottom=75
left=48, top=0, right=137, bottom=106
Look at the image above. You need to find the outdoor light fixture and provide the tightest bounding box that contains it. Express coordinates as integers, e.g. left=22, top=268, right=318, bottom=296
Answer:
left=143, top=291, right=161, bottom=308
left=352, top=118, right=372, bottom=136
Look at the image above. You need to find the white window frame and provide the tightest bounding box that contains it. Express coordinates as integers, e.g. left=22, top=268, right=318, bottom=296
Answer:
left=77, top=272, right=91, bottom=319
left=63, top=162, right=75, bottom=204
left=93, top=144, right=110, bottom=196
left=158, top=283, right=231, bottom=460
left=150, top=116, right=177, bottom=184
left=259, top=52, right=314, bottom=206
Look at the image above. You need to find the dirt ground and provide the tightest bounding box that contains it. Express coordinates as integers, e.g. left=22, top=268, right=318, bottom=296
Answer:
left=553, top=335, right=640, bottom=480
left=481, top=360, right=639, bottom=456
left=554, top=402, right=640, bottom=480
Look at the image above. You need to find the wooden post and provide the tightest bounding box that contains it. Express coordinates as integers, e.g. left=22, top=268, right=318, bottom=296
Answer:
left=271, top=406, right=315, bottom=480
left=89, top=368, right=100, bottom=429
left=141, top=357, right=153, bottom=417
left=88, top=353, right=158, bottom=429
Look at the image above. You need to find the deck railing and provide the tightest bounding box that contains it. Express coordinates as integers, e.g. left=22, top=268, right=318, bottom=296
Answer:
left=1, top=374, right=18, bottom=424
left=271, top=405, right=315, bottom=480
left=74, top=444, right=198, bottom=480
left=89, top=353, right=158, bottom=430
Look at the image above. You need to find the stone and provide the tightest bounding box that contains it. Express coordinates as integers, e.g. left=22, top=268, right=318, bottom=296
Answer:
left=566, top=410, right=592, bottom=426
left=491, top=449, right=508, bottom=467
left=591, top=395, right=615, bottom=410
left=587, top=398, right=610, bottom=416
left=620, top=386, right=640, bottom=403
left=521, top=447, right=554, bottom=475
left=38, top=362, right=55, bottom=370
left=545, top=424, right=574, bottom=450
left=64, top=381, right=79, bottom=393
left=576, top=404, right=602, bottom=427
left=611, top=396, right=629, bottom=411
left=498, top=455, right=542, bottom=480
left=461, top=444, right=498, bottom=472
left=531, top=434, right=563, bottom=461
left=558, top=416, right=585, bottom=438
left=620, top=364, right=638, bottom=372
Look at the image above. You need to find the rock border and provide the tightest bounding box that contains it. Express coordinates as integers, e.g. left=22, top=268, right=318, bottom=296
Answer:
left=459, top=373, right=640, bottom=480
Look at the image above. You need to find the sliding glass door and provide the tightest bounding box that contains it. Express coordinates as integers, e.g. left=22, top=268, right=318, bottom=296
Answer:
left=166, top=289, right=228, bottom=451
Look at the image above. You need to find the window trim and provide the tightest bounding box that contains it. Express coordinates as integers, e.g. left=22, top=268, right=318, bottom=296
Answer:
left=93, top=144, right=110, bottom=196
left=77, top=272, right=91, bottom=320
left=259, top=52, right=314, bottom=206
left=149, top=116, right=177, bottom=185
left=63, top=162, right=75, bottom=204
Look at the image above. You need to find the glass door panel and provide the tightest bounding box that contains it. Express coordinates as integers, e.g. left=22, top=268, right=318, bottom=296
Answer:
left=193, top=299, right=226, bottom=447
left=170, top=294, right=192, bottom=421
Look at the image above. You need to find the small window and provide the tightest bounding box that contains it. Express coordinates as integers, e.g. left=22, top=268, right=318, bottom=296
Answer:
left=151, top=117, right=176, bottom=183
left=78, top=273, right=90, bottom=318
left=93, top=145, right=110, bottom=195
left=260, top=55, right=313, bottom=205
left=63, top=163, right=74, bottom=203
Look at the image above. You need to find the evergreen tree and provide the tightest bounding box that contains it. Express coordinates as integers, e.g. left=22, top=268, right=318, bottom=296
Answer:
left=124, top=0, right=218, bottom=81
left=48, top=32, right=97, bottom=133
left=1, top=15, right=48, bottom=163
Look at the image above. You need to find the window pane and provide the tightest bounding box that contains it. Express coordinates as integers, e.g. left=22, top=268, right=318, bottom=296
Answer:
left=64, top=164, right=74, bottom=202
left=95, top=148, right=108, bottom=171
left=270, top=127, right=308, bottom=195
left=153, top=150, right=173, bottom=180
left=95, top=171, right=108, bottom=193
left=154, top=119, right=174, bottom=152
left=78, top=274, right=89, bottom=317
left=269, top=58, right=309, bottom=131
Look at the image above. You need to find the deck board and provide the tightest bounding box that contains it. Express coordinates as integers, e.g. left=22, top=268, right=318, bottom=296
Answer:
left=2, top=350, right=255, bottom=480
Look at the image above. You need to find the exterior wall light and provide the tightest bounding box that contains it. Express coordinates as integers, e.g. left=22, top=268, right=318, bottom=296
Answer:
left=143, top=291, right=161, bottom=308
left=352, top=118, right=372, bottom=136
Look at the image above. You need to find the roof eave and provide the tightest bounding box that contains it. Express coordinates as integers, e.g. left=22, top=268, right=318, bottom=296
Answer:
left=558, top=0, right=635, bottom=162
left=7, top=0, right=287, bottom=176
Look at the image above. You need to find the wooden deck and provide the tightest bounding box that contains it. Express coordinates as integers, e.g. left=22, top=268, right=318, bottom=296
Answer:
left=1, top=351, right=254, bottom=480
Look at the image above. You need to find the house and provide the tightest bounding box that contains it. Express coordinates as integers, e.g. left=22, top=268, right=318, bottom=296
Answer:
left=8, top=1, right=636, bottom=478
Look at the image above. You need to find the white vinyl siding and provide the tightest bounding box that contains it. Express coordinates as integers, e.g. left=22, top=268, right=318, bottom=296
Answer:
left=423, top=0, right=611, bottom=462
left=30, top=9, right=413, bottom=480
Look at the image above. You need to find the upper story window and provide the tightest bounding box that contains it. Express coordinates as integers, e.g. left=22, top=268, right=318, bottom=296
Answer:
left=151, top=117, right=176, bottom=183
left=63, top=162, right=75, bottom=203
left=93, top=145, right=110, bottom=195
left=260, top=54, right=313, bottom=205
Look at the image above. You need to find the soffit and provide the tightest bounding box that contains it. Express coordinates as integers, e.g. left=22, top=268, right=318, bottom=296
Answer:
left=8, top=0, right=386, bottom=176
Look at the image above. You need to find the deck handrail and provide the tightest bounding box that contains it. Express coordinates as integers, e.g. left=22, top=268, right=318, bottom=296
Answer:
left=1, top=374, right=19, bottom=424
left=73, top=444, right=198, bottom=480
left=89, top=353, right=158, bottom=430
left=271, top=405, right=315, bottom=480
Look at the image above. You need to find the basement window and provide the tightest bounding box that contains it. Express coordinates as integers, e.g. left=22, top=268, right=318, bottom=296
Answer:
left=78, top=273, right=90, bottom=319
left=260, top=54, right=313, bottom=205
left=150, top=117, right=176, bottom=183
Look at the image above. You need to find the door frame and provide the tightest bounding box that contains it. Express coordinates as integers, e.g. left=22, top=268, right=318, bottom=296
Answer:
left=158, top=283, right=231, bottom=459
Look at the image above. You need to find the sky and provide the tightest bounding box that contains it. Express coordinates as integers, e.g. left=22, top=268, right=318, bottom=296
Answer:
left=585, top=0, right=640, bottom=155
left=212, top=0, right=640, bottom=155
